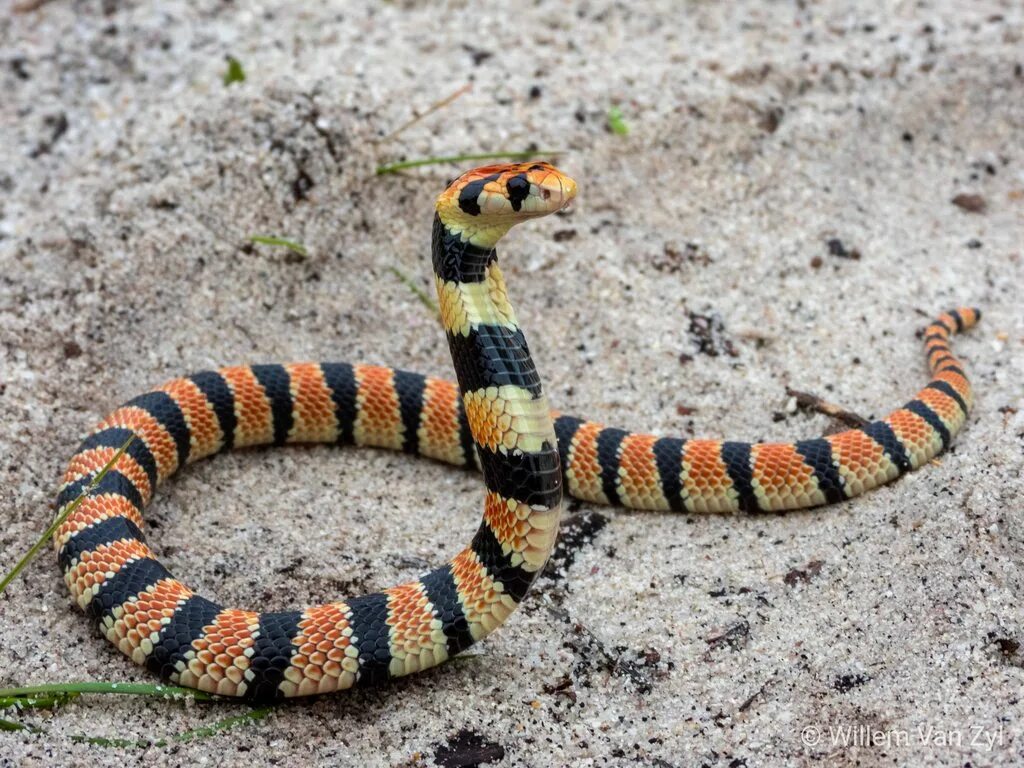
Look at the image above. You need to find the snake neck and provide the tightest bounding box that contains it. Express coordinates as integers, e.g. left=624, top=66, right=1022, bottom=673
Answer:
left=431, top=212, right=507, bottom=283
left=431, top=209, right=562, bottom=535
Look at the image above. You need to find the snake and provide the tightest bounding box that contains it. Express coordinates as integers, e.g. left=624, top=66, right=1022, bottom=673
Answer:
left=52, top=162, right=980, bottom=701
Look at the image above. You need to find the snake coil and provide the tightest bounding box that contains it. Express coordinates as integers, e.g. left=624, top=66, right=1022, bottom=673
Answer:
left=54, top=163, right=979, bottom=699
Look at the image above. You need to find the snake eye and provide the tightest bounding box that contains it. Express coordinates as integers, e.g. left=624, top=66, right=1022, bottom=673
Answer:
left=506, top=175, right=530, bottom=211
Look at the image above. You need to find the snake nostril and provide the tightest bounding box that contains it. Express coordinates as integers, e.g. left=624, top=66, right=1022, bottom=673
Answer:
left=541, top=189, right=551, bottom=200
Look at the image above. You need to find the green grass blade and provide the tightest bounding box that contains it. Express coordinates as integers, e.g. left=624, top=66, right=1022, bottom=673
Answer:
left=223, top=55, right=245, bottom=86
left=0, top=682, right=217, bottom=706
left=387, top=266, right=439, bottom=316
left=173, top=706, right=273, bottom=743
left=0, top=435, right=134, bottom=595
left=0, top=717, right=42, bottom=733
left=66, top=706, right=273, bottom=748
left=607, top=106, right=629, bottom=136
left=376, top=150, right=565, bottom=175
left=249, top=235, right=308, bottom=257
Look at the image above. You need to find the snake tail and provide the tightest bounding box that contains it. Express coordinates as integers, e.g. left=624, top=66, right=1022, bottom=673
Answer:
left=551, top=307, right=979, bottom=512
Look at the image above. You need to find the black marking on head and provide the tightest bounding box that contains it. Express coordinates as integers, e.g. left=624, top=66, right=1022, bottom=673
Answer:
left=793, top=438, right=846, bottom=504
left=189, top=371, right=237, bottom=451
left=457, top=173, right=501, bottom=216
left=860, top=420, right=912, bottom=474
left=595, top=427, right=628, bottom=506
left=904, top=399, right=951, bottom=450
left=506, top=174, right=530, bottom=212
left=347, top=593, right=393, bottom=688
left=475, top=442, right=562, bottom=510
left=447, top=324, right=542, bottom=396
left=652, top=437, right=686, bottom=512
left=122, top=391, right=191, bottom=469
left=392, top=369, right=427, bottom=455
left=251, top=365, right=294, bottom=446
left=926, top=380, right=968, bottom=417
left=420, top=565, right=475, bottom=655
left=321, top=362, right=358, bottom=444
left=79, top=427, right=157, bottom=496
left=245, top=610, right=303, bottom=702
left=59, top=515, right=146, bottom=572
left=720, top=441, right=760, bottom=512
left=146, top=594, right=224, bottom=683
left=471, top=518, right=535, bottom=603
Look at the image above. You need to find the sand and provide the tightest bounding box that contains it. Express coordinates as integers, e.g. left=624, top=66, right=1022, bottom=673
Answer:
left=1, top=1, right=1022, bottom=766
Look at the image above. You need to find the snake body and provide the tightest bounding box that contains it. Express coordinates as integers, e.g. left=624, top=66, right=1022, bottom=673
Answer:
left=53, top=163, right=980, bottom=700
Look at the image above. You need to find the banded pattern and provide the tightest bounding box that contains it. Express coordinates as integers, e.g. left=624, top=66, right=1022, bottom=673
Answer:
left=54, top=162, right=980, bottom=698
left=54, top=162, right=573, bottom=699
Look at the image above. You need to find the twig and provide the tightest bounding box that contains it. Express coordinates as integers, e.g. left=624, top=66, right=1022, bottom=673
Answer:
left=785, top=387, right=869, bottom=428
left=378, top=83, right=472, bottom=143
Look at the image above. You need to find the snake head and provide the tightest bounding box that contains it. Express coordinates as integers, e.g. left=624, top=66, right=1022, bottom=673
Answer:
left=437, top=162, right=577, bottom=243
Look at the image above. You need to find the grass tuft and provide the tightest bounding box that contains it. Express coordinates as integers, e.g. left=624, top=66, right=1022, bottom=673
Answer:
left=249, top=235, right=308, bottom=257
left=223, top=55, right=246, bottom=86
left=607, top=106, right=629, bottom=135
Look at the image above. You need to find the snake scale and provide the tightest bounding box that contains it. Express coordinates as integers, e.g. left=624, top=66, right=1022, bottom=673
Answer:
left=53, top=163, right=979, bottom=701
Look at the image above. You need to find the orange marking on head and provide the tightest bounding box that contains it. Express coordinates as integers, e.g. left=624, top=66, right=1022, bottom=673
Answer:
left=419, top=377, right=464, bottom=465
left=160, top=377, right=224, bottom=461
left=220, top=366, right=274, bottom=448
left=564, top=421, right=608, bottom=503
left=353, top=365, right=404, bottom=450
left=286, top=363, right=339, bottom=443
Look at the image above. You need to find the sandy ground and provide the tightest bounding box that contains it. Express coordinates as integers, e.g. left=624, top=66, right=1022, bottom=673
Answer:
left=1, top=1, right=1022, bottom=766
